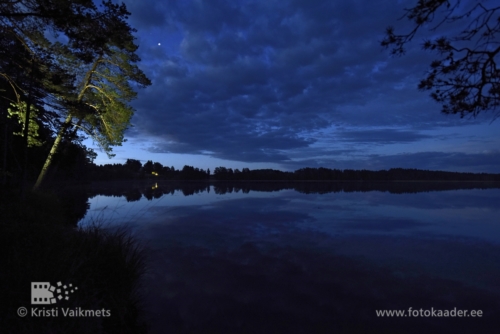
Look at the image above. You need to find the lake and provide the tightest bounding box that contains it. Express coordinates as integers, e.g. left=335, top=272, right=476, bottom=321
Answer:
left=78, top=181, right=500, bottom=333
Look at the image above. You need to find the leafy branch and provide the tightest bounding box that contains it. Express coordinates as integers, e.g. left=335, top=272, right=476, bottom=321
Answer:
left=382, top=0, right=500, bottom=118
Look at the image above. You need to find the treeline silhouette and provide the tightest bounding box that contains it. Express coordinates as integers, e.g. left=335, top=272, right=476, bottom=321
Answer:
left=88, top=160, right=500, bottom=182
left=90, top=159, right=210, bottom=181
left=213, top=167, right=500, bottom=181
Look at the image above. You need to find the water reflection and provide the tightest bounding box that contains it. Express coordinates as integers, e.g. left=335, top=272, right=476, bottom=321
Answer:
left=84, top=180, right=500, bottom=202
left=76, top=182, right=500, bottom=333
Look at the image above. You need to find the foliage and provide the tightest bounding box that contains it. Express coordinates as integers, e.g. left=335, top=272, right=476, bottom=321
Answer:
left=125, top=159, right=142, bottom=173
left=0, top=0, right=131, bottom=62
left=72, top=41, right=151, bottom=157
left=153, top=162, right=163, bottom=172
left=382, top=0, right=500, bottom=118
left=7, top=101, right=43, bottom=146
left=142, top=160, right=153, bottom=174
left=179, top=165, right=209, bottom=180
left=0, top=0, right=151, bottom=189
left=85, top=147, right=98, bottom=164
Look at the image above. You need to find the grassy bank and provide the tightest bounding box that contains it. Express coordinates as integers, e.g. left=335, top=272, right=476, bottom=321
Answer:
left=0, top=188, right=148, bottom=334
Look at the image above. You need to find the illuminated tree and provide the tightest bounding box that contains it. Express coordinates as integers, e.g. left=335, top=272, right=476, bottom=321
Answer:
left=31, top=1, right=150, bottom=189
left=382, top=1, right=500, bottom=118
left=1, top=0, right=113, bottom=156
left=1, top=1, right=150, bottom=188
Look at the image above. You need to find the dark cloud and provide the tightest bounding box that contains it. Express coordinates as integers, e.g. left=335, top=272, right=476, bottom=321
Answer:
left=336, top=129, right=432, bottom=144
left=106, top=0, right=500, bottom=172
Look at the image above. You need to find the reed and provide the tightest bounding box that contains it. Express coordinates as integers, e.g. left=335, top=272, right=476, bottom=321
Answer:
left=0, top=188, right=149, bottom=333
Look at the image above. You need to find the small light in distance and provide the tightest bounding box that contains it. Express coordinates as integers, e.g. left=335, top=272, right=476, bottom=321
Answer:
left=158, top=43, right=161, bottom=46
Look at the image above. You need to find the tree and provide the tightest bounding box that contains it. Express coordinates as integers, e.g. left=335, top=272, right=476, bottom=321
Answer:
left=143, top=160, right=153, bottom=174
left=382, top=1, right=500, bottom=118
left=85, top=147, right=97, bottom=164
left=1, top=1, right=151, bottom=189
left=1, top=14, right=74, bottom=188
left=125, top=158, right=142, bottom=173
left=234, top=168, right=241, bottom=180
left=153, top=162, right=163, bottom=172
left=30, top=1, right=150, bottom=189
left=1, top=0, right=119, bottom=171
left=0, top=0, right=121, bottom=61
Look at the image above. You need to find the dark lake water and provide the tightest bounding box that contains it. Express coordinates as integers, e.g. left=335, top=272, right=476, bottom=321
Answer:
left=78, top=182, right=500, bottom=333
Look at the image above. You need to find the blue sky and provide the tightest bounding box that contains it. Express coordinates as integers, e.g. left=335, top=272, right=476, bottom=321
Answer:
left=86, top=0, right=500, bottom=173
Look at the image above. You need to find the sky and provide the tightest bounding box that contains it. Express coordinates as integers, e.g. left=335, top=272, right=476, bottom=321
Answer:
left=86, top=0, right=500, bottom=173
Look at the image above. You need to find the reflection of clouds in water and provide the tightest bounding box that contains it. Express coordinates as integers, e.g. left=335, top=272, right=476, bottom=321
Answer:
left=139, top=202, right=314, bottom=252
left=278, top=190, right=500, bottom=242
left=355, top=188, right=500, bottom=210
left=80, top=188, right=500, bottom=244
left=78, top=185, right=500, bottom=332
left=336, top=218, right=430, bottom=232
left=330, top=235, right=500, bottom=294
left=79, top=194, right=171, bottom=229
left=143, top=233, right=500, bottom=333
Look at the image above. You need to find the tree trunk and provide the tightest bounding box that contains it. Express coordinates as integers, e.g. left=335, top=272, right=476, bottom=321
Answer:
left=21, top=98, right=32, bottom=196
left=32, top=56, right=101, bottom=190
left=32, top=113, right=73, bottom=190
left=1, top=111, right=7, bottom=186
left=21, top=58, right=35, bottom=197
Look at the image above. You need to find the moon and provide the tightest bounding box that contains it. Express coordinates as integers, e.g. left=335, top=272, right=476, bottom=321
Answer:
left=158, top=43, right=161, bottom=46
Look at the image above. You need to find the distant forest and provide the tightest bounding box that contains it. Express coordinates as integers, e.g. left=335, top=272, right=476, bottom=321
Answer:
left=87, top=159, right=500, bottom=182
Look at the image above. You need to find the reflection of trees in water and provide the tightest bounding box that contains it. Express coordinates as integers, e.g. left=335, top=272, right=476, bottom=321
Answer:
left=64, top=181, right=500, bottom=224
left=215, top=181, right=500, bottom=194
left=214, top=183, right=291, bottom=194
left=181, top=187, right=204, bottom=196
left=214, top=185, right=232, bottom=195
left=125, top=189, right=142, bottom=202
left=292, top=181, right=500, bottom=194
left=143, top=187, right=164, bottom=200
left=85, top=181, right=500, bottom=201
left=88, top=182, right=211, bottom=201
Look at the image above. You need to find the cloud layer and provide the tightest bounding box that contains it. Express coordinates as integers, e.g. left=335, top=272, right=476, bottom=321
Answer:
left=97, top=0, right=500, bottom=173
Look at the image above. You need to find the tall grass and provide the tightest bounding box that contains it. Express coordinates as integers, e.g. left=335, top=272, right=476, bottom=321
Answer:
left=0, top=188, right=149, bottom=333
